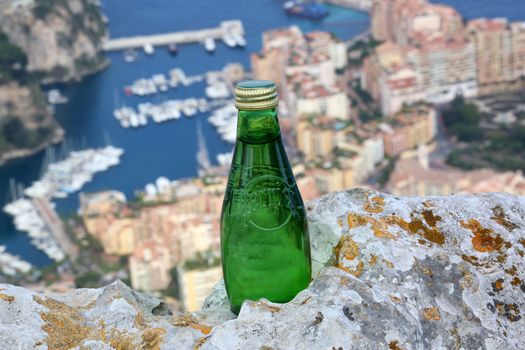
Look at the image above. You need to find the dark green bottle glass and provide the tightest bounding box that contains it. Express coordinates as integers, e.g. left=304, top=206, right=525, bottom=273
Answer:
left=220, top=80, right=311, bottom=314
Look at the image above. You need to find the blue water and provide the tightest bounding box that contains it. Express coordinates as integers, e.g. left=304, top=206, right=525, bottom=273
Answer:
left=0, top=1, right=369, bottom=266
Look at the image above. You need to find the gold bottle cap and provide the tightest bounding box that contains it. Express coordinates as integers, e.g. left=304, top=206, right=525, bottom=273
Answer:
left=234, top=80, right=278, bottom=111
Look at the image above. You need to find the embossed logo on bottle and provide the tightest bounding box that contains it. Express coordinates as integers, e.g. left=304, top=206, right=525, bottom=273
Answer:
left=241, top=175, right=293, bottom=231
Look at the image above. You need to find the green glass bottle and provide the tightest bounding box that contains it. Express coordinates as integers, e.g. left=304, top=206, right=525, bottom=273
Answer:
left=220, top=80, right=311, bottom=314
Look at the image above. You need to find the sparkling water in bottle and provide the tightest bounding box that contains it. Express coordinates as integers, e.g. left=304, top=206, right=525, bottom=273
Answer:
left=220, top=80, right=311, bottom=314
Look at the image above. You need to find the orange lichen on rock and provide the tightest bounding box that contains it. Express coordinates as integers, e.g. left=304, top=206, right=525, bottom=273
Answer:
left=505, top=266, right=518, bottom=276
left=333, top=235, right=365, bottom=276
left=460, top=219, right=505, bottom=253
left=134, top=312, right=149, bottom=330
left=346, top=213, right=398, bottom=240
left=172, top=314, right=213, bottom=335
left=141, top=328, right=166, bottom=350
left=421, top=209, right=442, bottom=227
left=349, top=210, right=444, bottom=245
left=493, top=279, right=504, bottom=292
left=511, top=277, right=522, bottom=286
left=422, top=201, right=434, bottom=208
left=347, top=213, right=369, bottom=228
left=0, top=292, right=15, bottom=304
left=369, top=254, right=378, bottom=266
left=461, top=271, right=474, bottom=289
left=106, top=328, right=136, bottom=350
left=337, top=260, right=364, bottom=277
left=364, top=196, right=385, bottom=213
left=193, top=336, right=210, bottom=350
left=389, top=340, right=405, bottom=350
left=383, top=259, right=394, bottom=269
left=423, top=306, right=441, bottom=321
left=334, top=234, right=360, bottom=261
left=461, top=254, right=480, bottom=266
left=491, top=206, right=518, bottom=231
left=370, top=220, right=398, bottom=240
left=34, top=295, right=92, bottom=350
left=252, top=301, right=282, bottom=314
left=388, top=294, right=401, bottom=303
left=407, top=217, right=445, bottom=245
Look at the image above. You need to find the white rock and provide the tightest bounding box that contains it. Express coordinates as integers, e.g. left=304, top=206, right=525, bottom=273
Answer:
left=0, top=189, right=524, bottom=349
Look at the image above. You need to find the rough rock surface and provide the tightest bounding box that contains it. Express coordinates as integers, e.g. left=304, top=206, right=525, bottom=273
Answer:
left=1, top=189, right=524, bottom=349
left=0, top=0, right=108, bottom=82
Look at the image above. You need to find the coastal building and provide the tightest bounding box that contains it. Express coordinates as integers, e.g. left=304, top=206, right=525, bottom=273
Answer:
left=467, top=18, right=514, bottom=94
left=371, top=0, right=463, bottom=46
left=378, top=66, right=424, bottom=116
left=251, top=26, right=305, bottom=86
left=102, top=218, right=136, bottom=256
left=370, top=0, right=525, bottom=103
left=79, top=190, right=137, bottom=255
left=511, top=22, right=525, bottom=80
left=252, top=26, right=349, bottom=119
left=379, top=105, right=438, bottom=156
left=176, top=256, right=222, bottom=311
left=385, top=153, right=525, bottom=196
left=129, top=239, right=172, bottom=292
left=306, top=167, right=356, bottom=195
left=296, top=117, right=339, bottom=161
left=330, top=42, right=348, bottom=70
left=406, top=36, right=478, bottom=104
left=363, top=35, right=477, bottom=115
left=287, top=74, right=349, bottom=120
left=80, top=177, right=226, bottom=295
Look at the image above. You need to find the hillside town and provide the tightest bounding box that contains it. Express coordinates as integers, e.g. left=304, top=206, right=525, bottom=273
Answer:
left=6, top=0, right=525, bottom=312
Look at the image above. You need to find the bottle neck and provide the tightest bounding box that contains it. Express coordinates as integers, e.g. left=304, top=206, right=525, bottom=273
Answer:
left=236, top=108, right=280, bottom=144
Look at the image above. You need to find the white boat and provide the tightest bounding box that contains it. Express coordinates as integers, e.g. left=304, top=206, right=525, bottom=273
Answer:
left=143, top=43, right=155, bottom=55
left=208, top=103, right=237, bottom=143
left=182, top=99, right=198, bottom=117
left=222, top=34, right=237, bottom=48
left=204, top=38, right=216, bottom=52
left=217, top=151, right=234, bottom=167
left=206, top=82, right=230, bottom=99
left=0, top=245, right=32, bottom=275
left=138, top=113, right=148, bottom=126
left=233, top=34, right=246, bottom=47
left=123, top=49, right=138, bottom=62
left=47, top=89, right=68, bottom=104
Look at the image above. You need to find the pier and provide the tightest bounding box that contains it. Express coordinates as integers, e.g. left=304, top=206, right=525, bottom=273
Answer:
left=32, top=198, right=79, bottom=261
left=102, top=20, right=244, bottom=52
left=321, top=0, right=372, bottom=12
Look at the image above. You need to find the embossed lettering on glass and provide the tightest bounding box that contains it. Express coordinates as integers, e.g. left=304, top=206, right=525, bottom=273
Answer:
left=220, top=80, right=312, bottom=314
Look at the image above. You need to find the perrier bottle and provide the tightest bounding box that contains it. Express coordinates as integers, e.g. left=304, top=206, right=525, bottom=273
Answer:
left=220, top=80, right=311, bottom=314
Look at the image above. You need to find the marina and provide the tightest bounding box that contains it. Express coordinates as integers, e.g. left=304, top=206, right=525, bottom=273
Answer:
left=115, top=67, right=235, bottom=129
left=113, top=98, right=232, bottom=128
left=123, top=68, right=205, bottom=96
left=3, top=146, right=124, bottom=261
left=208, top=103, right=238, bottom=144
left=0, top=245, right=31, bottom=276
left=102, top=20, right=245, bottom=52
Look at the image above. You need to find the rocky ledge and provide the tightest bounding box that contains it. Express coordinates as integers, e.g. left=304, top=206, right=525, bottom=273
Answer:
left=1, top=189, right=524, bottom=349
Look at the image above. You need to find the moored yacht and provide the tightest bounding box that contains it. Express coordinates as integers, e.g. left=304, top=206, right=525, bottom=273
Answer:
left=204, top=38, right=216, bottom=52
left=143, top=43, right=155, bottom=55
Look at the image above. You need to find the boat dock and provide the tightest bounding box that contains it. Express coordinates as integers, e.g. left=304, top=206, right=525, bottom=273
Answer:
left=32, top=198, right=79, bottom=261
left=102, top=20, right=244, bottom=51
left=321, top=0, right=372, bottom=12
